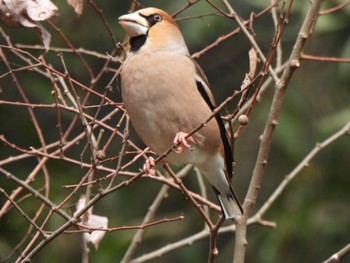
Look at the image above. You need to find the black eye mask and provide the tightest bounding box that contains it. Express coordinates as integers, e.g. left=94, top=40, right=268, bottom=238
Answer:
left=140, top=13, right=163, bottom=27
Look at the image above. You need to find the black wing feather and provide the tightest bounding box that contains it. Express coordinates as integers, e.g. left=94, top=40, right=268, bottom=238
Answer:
left=194, top=64, right=234, bottom=178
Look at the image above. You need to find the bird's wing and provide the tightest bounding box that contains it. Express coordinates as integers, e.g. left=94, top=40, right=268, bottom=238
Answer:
left=192, top=59, right=234, bottom=178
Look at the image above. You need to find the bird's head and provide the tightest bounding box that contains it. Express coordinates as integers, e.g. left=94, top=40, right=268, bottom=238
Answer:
left=118, top=7, right=189, bottom=54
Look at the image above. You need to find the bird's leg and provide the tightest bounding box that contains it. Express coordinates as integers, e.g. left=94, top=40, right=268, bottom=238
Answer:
left=173, top=132, right=195, bottom=154
left=143, top=156, right=156, bottom=176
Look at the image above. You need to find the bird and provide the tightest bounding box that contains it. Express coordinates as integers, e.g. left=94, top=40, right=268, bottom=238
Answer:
left=118, top=7, right=243, bottom=219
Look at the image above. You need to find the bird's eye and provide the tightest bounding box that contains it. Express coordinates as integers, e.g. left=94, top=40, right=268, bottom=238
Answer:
left=153, top=14, right=163, bottom=22
left=143, top=13, right=163, bottom=26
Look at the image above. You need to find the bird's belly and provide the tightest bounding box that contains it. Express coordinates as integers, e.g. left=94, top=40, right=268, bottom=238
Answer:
left=166, top=148, right=208, bottom=166
left=126, top=100, right=208, bottom=166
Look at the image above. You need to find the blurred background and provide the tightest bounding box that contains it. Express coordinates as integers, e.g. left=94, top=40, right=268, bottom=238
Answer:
left=0, top=0, right=349, bottom=262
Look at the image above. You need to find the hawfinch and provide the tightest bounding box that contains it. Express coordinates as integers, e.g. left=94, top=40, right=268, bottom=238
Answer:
left=118, top=8, right=243, bottom=219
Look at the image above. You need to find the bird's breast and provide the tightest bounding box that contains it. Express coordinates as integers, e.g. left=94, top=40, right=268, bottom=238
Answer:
left=120, top=52, right=221, bottom=165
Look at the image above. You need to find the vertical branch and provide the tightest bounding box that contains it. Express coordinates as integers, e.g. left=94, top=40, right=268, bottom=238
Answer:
left=107, top=116, right=130, bottom=188
left=194, top=168, right=210, bottom=217
left=270, top=0, right=283, bottom=67
left=233, top=1, right=324, bottom=262
left=243, top=0, right=323, bottom=215
left=57, top=52, right=101, bottom=263
left=208, top=216, right=225, bottom=263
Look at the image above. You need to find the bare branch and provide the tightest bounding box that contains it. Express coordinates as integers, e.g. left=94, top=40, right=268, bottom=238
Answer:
left=323, top=243, right=350, bottom=263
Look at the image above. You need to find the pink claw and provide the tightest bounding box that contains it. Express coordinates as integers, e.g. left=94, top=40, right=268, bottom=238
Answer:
left=143, top=156, right=156, bottom=176
left=173, top=132, right=195, bottom=154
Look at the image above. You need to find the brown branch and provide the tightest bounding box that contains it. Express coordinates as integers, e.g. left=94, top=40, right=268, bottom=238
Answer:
left=15, top=44, right=113, bottom=60
left=192, top=1, right=278, bottom=59
left=88, top=0, right=118, bottom=46
left=1, top=1, right=348, bottom=262
left=0, top=167, right=71, bottom=222
left=46, top=19, right=95, bottom=79
left=163, top=164, right=214, bottom=227
left=0, top=188, right=47, bottom=238
left=172, top=0, right=201, bottom=17
left=319, top=0, right=350, bottom=15
left=67, top=215, right=184, bottom=233
left=301, top=53, right=350, bottom=63
left=208, top=216, right=225, bottom=263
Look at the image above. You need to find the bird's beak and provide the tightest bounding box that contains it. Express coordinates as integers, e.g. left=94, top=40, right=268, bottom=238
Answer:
left=118, top=12, right=149, bottom=37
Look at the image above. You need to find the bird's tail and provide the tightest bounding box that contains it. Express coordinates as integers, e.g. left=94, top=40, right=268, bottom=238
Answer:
left=215, top=187, right=243, bottom=220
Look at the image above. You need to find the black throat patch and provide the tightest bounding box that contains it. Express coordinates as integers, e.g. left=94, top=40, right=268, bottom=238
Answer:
left=130, top=35, right=147, bottom=52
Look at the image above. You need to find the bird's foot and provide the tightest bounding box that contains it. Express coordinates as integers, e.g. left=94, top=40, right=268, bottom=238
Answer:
left=143, top=156, right=156, bottom=176
left=173, top=132, right=195, bottom=154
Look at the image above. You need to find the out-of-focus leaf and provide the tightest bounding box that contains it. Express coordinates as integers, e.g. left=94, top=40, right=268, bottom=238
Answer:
left=74, top=196, right=108, bottom=250
left=67, top=0, right=85, bottom=16
left=0, top=0, right=58, bottom=27
left=26, top=0, right=58, bottom=21
left=0, top=0, right=58, bottom=49
left=84, top=214, right=108, bottom=250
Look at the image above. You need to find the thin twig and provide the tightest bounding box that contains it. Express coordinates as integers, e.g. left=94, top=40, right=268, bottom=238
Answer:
left=319, top=0, right=350, bottom=15
left=163, top=164, right=214, bottom=228
left=253, top=120, right=350, bottom=221
left=322, top=243, right=350, bottom=263
left=301, top=53, right=350, bottom=63
left=107, top=116, right=130, bottom=188
left=0, top=188, right=47, bottom=238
